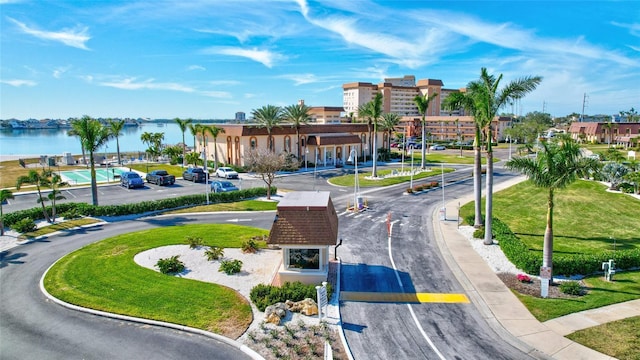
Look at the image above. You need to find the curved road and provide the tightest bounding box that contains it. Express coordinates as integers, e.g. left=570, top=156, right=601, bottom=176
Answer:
left=0, top=213, right=273, bottom=359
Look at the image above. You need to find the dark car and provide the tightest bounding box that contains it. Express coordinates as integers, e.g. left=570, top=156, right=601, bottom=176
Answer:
left=211, top=180, right=239, bottom=193
left=120, top=171, right=144, bottom=189
left=182, top=167, right=207, bottom=182
left=146, top=170, right=175, bottom=186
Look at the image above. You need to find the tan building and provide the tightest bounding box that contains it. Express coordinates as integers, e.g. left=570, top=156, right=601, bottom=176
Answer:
left=568, top=122, right=640, bottom=147
left=196, top=123, right=385, bottom=167
left=398, top=115, right=512, bottom=144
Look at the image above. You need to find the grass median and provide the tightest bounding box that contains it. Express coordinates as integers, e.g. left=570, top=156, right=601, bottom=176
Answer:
left=329, top=167, right=454, bottom=187
left=44, top=224, right=268, bottom=339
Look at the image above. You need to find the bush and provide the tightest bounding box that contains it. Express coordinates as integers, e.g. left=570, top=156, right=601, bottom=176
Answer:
left=59, top=208, right=82, bottom=220
left=185, top=236, right=204, bottom=249
left=559, top=281, right=583, bottom=296
left=12, top=218, right=37, bottom=233
left=242, top=238, right=259, bottom=253
left=219, top=259, right=242, bottom=275
left=472, top=227, right=485, bottom=239
left=156, top=255, right=185, bottom=274
left=250, top=281, right=334, bottom=312
left=204, top=246, right=224, bottom=260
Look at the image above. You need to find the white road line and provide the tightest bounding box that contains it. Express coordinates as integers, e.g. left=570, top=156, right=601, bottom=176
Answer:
left=387, top=222, right=447, bottom=360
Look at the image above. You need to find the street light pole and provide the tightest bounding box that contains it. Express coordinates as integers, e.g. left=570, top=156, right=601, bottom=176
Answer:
left=508, top=136, right=512, bottom=160
left=305, top=147, right=308, bottom=171
left=409, top=145, right=415, bottom=189
left=348, top=149, right=359, bottom=212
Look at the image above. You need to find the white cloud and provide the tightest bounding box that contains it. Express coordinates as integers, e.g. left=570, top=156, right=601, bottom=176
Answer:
left=53, top=66, right=71, bottom=79
left=8, top=17, right=91, bottom=50
left=203, top=47, right=287, bottom=68
left=99, top=77, right=195, bottom=92
left=187, top=65, right=206, bottom=71
left=200, top=90, right=232, bottom=98
left=279, top=73, right=318, bottom=86
left=0, top=79, right=37, bottom=87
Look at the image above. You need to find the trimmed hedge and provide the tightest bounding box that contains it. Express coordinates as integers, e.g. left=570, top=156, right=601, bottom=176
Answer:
left=250, top=281, right=333, bottom=312
left=4, top=186, right=276, bottom=229
left=466, top=215, right=640, bottom=276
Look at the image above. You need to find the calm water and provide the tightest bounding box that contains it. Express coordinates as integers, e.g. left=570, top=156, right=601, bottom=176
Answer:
left=0, top=123, right=194, bottom=156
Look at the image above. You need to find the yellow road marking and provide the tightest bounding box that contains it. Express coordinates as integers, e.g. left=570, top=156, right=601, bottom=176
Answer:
left=340, top=291, right=470, bottom=303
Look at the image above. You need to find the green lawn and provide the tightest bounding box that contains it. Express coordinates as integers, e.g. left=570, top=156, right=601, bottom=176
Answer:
left=391, top=151, right=489, bottom=165
left=44, top=224, right=268, bottom=339
left=329, top=167, right=454, bottom=187
left=127, top=163, right=184, bottom=177
left=164, top=199, right=277, bottom=214
left=567, top=316, right=640, bottom=360
left=20, top=218, right=102, bottom=240
left=461, top=179, right=640, bottom=255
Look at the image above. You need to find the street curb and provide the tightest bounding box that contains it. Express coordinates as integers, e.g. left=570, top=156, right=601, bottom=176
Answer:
left=39, top=258, right=265, bottom=360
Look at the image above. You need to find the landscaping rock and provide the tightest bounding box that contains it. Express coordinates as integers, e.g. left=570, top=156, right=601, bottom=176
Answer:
left=264, top=302, right=287, bottom=325
left=285, top=298, right=318, bottom=316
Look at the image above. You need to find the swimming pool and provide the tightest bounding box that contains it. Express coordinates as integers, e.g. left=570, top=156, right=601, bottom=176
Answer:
left=59, top=167, right=128, bottom=185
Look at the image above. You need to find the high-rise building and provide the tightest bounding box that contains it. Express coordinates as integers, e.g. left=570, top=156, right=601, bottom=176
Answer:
left=235, top=112, right=246, bottom=121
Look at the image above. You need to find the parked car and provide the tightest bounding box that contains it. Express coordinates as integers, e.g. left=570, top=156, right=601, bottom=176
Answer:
left=182, top=167, right=207, bottom=182
left=120, top=171, right=144, bottom=189
left=430, top=144, right=446, bottom=150
left=215, top=166, right=239, bottom=179
left=146, top=170, right=175, bottom=186
left=211, top=180, right=239, bottom=193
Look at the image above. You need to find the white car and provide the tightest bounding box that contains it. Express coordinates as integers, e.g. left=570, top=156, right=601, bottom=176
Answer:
left=216, top=166, right=239, bottom=179
left=430, top=145, right=446, bottom=150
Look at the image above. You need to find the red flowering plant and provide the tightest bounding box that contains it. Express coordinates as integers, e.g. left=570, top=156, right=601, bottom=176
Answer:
left=517, top=274, right=532, bottom=283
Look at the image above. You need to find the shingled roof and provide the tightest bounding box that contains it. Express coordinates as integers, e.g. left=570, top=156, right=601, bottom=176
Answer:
left=267, top=191, right=339, bottom=246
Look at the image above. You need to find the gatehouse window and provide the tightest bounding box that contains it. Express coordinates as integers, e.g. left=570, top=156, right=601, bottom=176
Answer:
left=286, top=248, right=320, bottom=270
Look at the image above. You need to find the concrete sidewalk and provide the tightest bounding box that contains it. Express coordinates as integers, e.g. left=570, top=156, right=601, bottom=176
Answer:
left=434, top=176, right=635, bottom=360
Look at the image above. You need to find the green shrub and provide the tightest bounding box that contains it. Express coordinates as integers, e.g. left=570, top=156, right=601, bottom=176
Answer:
left=185, top=236, right=204, bottom=249
left=12, top=217, right=37, bottom=233
left=559, top=281, right=583, bottom=296
left=472, top=227, right=485, bottom=239
left=219, top=259, right=242, bottom=275
left=60, top=208, right=82, bottom=220
left=242, top=239, right=259, bottom=253
left=156, top=255, right=185, bottom=274
left=204, top=246, right=224, bottom=260
left=249, top=281, right=334, bottom=312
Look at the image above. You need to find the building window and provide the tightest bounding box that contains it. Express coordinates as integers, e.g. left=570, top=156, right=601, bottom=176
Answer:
left=287, top=248, right=320, bottom=270
left=250, top=136, right=257, bottom=149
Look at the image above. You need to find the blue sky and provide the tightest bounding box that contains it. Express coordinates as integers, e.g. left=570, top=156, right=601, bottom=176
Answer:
left=1, top=0, right=638, bottom=120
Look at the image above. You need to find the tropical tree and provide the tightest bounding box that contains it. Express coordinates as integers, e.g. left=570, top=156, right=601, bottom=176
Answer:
left=358, top=92, right=383, bottom=177
left=245, top=148, right=290, bottom=199
left=185, top=151, right=202, bottom=167
left=414, top=92, right=438, bottom=170
left=174, top=118, right=192, bottom=168
left=108, top=119, right=125, bottom=165
left=0, top=189, right=15, bottom=235
left=601, top=162, right=629, bottom=190
left=204, top=125, right=225, bottom=170
left=282, top=103, right=311, bottom=160
left=381, top=113, right=401, bottom=152
left=16, top=169, right=50, bottom=222
left=41, top=173, right=67, bottom=223
left=141, top=132, right=164, bottom=162
left=163, top=145, right=183, bottom=165
left=188, top=122, right=199, bottom=151
left=252, top=105, right=283, bottom=152
left=505, top=136, right=600, bottom=283
left=70, top=116, right=112, bottom=206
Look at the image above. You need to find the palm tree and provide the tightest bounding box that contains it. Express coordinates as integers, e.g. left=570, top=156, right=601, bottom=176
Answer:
left=188, top=122, right=199, bottom=151
left=67, top=127, right=87, bottom=167
left=414, top=92, right=438, bottom=170
left=204, top=125, right=225, bottom=170
left=41, top=173, right=67, bottom=223
left=252, top=105, right=283, bottom=152
left=108, top=119, right=125, bottom=165
left=358, top=92, right=383, bottom=177
left=70, top=116, right=112, bottom=206
left=472, top=68, right=542, bottom=245
left=282, top=103, right=311, bottom=160
left=505, top=136, right=599, bottom=282
left=16, top=169, right=51, bottom=222
left=381, top=113, right=401, bottom=152
left=174, top=118, right=192, bottom=168
left=0, top=189, right=15, bottom=235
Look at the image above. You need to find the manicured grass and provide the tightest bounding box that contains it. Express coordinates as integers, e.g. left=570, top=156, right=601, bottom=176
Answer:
left=566, top=316, right=640, bottom=360
left=127, top=163, right=185, bottom=177
left=329, top=167, right=454, bottom=187
left=392, top=151, right=489, bottom=165
left=19, top=218, right=102, bottom=240
left=44, top=224, right=268, bottom=339
left=164, top=199, right=278, bottom=214
left=461, top=179, right=640, bottom=254
left=513, top=270, right=640, bottom=322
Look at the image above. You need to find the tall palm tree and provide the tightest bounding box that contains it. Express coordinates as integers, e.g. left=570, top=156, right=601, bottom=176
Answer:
left=0, top=189, right=15, bottom=235
left=41, top=173, right=67, bottom=223
left=108, top=119, right=125, bottom=165
left=174, top=118, right=192, bottom=168
left=472, top=68, right=542, bottom=245
left=188, top=122, right=199, bottom=151
left=506, top=136, right=599, bottom=282
left=70, top=116, right=112, bottom=206
left=414, top=92, right=438, bottom=170
left=381, top=113, right=401, bottom=152
left=282, top=103, right=311, bottom=160
left=204, top=125, right=225, bottom=170
left=67, top=127, right=87, bottom=167
left=252, top=105, right=283, bottom=152
left=358, top=92, right=383, bottom=177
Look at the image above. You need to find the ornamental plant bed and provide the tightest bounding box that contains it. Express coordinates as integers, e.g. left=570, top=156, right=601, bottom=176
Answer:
left=497, top=272, right=586, bottom=299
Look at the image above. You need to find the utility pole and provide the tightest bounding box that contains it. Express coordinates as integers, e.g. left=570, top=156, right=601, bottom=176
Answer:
left=580, top=93, right=588, bottom=122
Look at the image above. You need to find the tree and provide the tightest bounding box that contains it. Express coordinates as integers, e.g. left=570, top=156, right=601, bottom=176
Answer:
left=505, top=136, right=599, bottom=283
left=381, top=113, right=401, bottom=152
left=185, top=151, right=202, bottom=167
left=245, top=148, right=293, bottom=199
left=141, top=132, right=164, bottom=162
left=16, top=169, right=50, bottom=222
left=174, top=118, right=192, bottom=168
left=188, top=122, right=199, bottom=151
left=163, top=145, right=183, bottom=165
left=623, top=171, right=640, bottom=194
left=414, top=92, right=439, bottom=170
left=601, top=162, right=629, bottom=190
left=108, top=119, right=125, bottom=165
left=41, top=173, right=67, bottom=223
left=70, top=116, right=112, bottom=206
left=252, top=105, right=283, bottom=152
left=204, top=125, right=225, bottom=170
left=358, top=92, right=383, bottom=177
left=282, top=103, right=311, bottom=161
left=0, top=189, right=14, bottom=236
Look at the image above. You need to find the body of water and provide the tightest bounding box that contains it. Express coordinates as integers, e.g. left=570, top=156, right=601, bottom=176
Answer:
left=0, top=122, right=198, bottom=157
